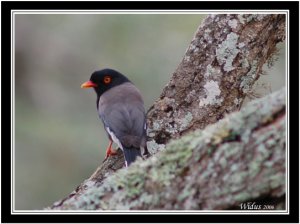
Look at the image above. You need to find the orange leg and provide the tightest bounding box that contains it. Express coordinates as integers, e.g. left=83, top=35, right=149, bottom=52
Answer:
left=104, top=140, right=117, bottom=159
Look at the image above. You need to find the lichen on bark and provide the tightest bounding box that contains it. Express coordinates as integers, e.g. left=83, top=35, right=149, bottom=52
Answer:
left=147, top=14, right=285, bottom=147
left=50, top=88, right=286, bottom=210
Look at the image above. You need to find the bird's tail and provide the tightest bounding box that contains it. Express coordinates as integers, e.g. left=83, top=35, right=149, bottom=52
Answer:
left=123, top=147, right=141, bottom=167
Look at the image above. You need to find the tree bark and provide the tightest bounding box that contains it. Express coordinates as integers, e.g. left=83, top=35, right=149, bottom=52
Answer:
left=146, top=14, right=285, bottom=153
left=49, top=14, right=286, bottom=210
left=50, top=88, right=286, bottom=210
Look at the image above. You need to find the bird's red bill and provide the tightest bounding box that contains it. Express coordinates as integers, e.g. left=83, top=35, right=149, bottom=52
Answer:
left=81, top=80, right=98, bottom=88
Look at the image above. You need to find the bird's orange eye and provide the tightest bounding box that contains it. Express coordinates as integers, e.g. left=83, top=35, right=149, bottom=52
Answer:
left=103, top=76, right=112, bottom=84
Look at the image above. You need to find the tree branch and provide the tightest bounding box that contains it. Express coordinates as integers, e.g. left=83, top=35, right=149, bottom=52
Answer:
left=50, top=88, right=285, bottom=210
left=147, top=14, right=285, bottom=152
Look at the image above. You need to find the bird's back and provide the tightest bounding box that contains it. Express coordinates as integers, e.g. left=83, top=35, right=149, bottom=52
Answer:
left=98, top=82, right=146, bottom=148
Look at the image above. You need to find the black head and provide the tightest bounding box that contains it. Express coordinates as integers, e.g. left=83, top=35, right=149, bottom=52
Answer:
left=81, top=68, right=130, bottom=97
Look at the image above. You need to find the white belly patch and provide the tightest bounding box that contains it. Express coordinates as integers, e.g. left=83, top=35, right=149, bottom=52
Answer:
left=106, top=127, right=124, bottom=151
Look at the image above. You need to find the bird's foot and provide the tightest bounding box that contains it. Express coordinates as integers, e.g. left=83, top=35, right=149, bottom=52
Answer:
left=103, top=141, right=118, bottom=162
left=104, top=148, right=118, bottom=160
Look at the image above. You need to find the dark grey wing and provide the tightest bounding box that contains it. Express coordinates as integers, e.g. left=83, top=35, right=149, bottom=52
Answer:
left=99, top=102, right=146, bottom=148
left=98, top=82, right=146, bottom=149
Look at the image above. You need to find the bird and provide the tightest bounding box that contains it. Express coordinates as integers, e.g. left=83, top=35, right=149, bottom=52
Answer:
left=81, top=68, right=147, bottom=167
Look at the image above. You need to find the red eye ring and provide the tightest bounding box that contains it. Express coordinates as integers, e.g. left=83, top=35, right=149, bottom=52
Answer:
left=103, top=76, right=112, bottom=84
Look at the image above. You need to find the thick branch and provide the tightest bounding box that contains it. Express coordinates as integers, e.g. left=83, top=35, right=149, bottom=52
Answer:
left=147, top=14, right=285, bottom=152
left=50, top=88, right=286, bottom=210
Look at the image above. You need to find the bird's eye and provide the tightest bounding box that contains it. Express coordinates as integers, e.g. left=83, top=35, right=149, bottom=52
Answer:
left=103, top=76, right=112, bottom=84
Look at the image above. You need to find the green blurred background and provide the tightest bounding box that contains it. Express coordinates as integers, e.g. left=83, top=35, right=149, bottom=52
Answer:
left=14, top=14, right=285, bottom=210
left=15, top=14, right=205, bottom=209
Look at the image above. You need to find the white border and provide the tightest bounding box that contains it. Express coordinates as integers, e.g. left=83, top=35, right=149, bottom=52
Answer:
left=11, top=10, right=289, bottom=215
left=13, top=10, right=288, bottom=14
